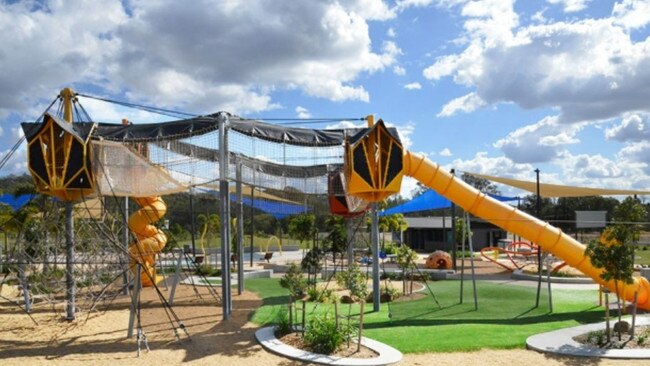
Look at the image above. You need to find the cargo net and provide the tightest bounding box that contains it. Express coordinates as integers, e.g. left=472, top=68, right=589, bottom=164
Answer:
left=0, top=195, right=129, bottom=317
left=91, top=113, right=358, bottom=199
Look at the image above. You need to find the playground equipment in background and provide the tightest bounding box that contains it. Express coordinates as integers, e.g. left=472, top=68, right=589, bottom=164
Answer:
left=345, top=118, right=650, bottom=310
left=258, top=235, right=282, bottom=254
left=128, top=196, right=168, bottom=287
left=328, top=169, right=368, bottom=217
left=479, top=241, right=539, bottom=271
left=479, top=242, right=573, bottom=274
left=425, top=250, right=453, bottom=269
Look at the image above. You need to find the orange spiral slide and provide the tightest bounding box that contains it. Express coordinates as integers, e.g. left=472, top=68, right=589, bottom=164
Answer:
left=128, top=196, right=167, bottom=287
left=403, top=151, right=650, bottom=310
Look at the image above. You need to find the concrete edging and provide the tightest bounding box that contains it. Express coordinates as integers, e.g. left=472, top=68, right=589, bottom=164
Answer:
left=512, top=269, right=595, bottom=284
left=527, top=316, right=650, bottom=359
left=255, top=326, right=403, bottom=366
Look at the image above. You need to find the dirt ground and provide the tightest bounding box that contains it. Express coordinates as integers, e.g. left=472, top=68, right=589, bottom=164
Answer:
left=1, top=263, right=648, bottom=366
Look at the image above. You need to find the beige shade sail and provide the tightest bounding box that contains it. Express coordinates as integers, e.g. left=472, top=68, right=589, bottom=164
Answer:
left=198, top=184, right=301, bottom=204
left=74, top=197, right=103, bottom=219
left=465, top=172, right=650, bottom=198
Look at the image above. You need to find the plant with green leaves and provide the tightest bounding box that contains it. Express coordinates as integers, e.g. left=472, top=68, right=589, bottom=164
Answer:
left=323, top=215, right=347, bottom=261
left=396, top=244, right=418, bottom=295
left=279, top=262, right=307, bottom=299
left=337, top=263, right=368, bottom=301
left=585, top=196, right=646, bottom=340
left=304, top=312, right=351, bottom=354
left=275, top=307, right=293, bottom=336
left=301, top=247, right=324, bottom=289
left=288, top=214, right=317, bottom=249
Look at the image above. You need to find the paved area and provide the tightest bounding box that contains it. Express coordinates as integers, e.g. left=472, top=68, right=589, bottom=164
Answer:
left=527, top=316, right=650, bottom=359
left=255, top=326, right=403, bottom=366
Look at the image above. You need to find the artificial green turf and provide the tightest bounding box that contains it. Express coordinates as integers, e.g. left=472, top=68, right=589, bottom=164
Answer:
left=245, top=278, right=605, bottom=353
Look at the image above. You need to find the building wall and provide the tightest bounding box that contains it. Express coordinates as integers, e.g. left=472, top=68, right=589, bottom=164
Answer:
left=402, top=219, right=506, bottom=253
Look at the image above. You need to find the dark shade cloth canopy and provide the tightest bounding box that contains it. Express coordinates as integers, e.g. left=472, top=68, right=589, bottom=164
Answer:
left=22, top=112, right=372, bottom=146
left=380, top=189, right=518, bottom=216
left=0, top=194, right=36, bottom=210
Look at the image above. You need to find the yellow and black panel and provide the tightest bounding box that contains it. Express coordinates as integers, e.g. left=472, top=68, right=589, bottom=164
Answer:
left=26, top=113, right=96, bottom=201
left=345, top=119, right=404, bottom=202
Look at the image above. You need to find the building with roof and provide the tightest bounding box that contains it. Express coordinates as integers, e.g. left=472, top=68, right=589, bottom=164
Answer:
left=402, top=216, right=507, bottom=253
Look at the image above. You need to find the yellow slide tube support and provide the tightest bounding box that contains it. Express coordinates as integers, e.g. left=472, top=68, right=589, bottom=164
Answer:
left=403, top=151, right=650, bottom=310
left=128, top=196, right=168, bottom=287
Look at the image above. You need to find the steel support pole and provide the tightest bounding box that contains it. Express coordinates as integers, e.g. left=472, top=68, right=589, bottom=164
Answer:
left=249, top=187, right=255, bottom=267
left=219, top=113, right=232, bottom=319
left=535, top=168, right=542, bottom=308
left=371, top=204, right=380, bottom=312
left=65, top=202, right=75, bottom=320
left=236, top=163, right=244, bottom=295
left=450, top=169, right=457, bottom=271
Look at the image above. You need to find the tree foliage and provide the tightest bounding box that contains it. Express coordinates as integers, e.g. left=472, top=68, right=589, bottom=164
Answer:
left=288, top=214, right=317, bottom=246
left=461, top=173, right=501, bottom=195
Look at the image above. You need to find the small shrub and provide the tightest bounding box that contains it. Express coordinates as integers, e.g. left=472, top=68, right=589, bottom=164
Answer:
left=337, top=264, right=368, bottom=301
left=366, top=285, right=401, bottom=303
left=307, top=287, right=338, bottom=303
left=383, top=242, right=398, bottom=255
left=196, top=264, right=221, bottom=277
left=280, top=263, right=307, bottom=298
left=304, top=312, right=349, bottom=354
left=275, top=308, right=292, bottom=336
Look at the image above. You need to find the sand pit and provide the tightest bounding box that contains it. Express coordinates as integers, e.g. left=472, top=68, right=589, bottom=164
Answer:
left=0, top=279, right=646, bottom=366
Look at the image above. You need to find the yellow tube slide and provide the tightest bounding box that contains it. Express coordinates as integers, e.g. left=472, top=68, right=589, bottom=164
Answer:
left=128, top=196, right=167, bottom=287
left=404, top=151, right=650, bottom=310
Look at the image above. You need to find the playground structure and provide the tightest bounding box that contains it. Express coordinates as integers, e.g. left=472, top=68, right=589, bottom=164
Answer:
left=3, top=85, right=650, bottom=337
left=425, top=250, right=453, bottom=270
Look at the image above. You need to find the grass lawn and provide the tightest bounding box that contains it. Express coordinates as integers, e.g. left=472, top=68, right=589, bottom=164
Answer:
left=245, top=278, right=605, bottom=353
left=634, top=248, right=650, bottom=265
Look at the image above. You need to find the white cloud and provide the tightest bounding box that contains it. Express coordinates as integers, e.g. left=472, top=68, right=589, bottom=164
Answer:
left=556, top=151, right=622, bottom=180
left=437, top=92, right=486, bottom=117
left=613, top=0, right=650, bottom=30
left=423, top=1, right=650, bottom=124
left=494, top=116, right=584, bottom=163
left=546, top=0, right=591, bottom=13
left=447, top=152, right=535, bottom=195
left=531, top=9, right=547, bottom=23
left=395, top=0, right=435, bottom=11
left=387, top=27, right=397, bottom=38
left=0, top=125, right=3, bottom=137
left=0, top=0, right=400, bottom=118
left=393, top=65, right=406, bottom=75
left=295, top=106, right=311, bottom=119
left=439, top=148, right=452, bottom=156
left=404, top=82, right=422, bottom=90
left=605, top=113, right=650, bottom=142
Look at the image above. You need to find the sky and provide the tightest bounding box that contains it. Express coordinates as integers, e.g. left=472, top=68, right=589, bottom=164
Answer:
left=1, top=0, right=650, bottom=198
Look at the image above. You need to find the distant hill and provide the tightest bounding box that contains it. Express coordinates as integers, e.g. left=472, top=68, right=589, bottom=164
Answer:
left=0, top=174, right=34, bottom=195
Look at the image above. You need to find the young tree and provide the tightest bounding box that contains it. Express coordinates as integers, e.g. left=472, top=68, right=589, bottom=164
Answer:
left=396, top=244, right=418, bottom=295
left=585, top=196, right=646, bottom=340
left=288, top=214, right=317, bottom=249
left=323, top=215, right=347, bottom=263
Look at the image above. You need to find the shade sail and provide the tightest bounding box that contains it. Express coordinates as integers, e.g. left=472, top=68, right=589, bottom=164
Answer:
left=0, top=194, right=36, bottom=210
left=380, top=189, right=518, bottom=216
left=466, top=172, right=650, bottom=198
left=196, top=187, right=307, bottom=219
left=240, top=196, right=309, bottom=219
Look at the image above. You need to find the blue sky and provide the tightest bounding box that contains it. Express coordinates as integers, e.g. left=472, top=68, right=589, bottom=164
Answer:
left=1, top=0, right=650, bottom=197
